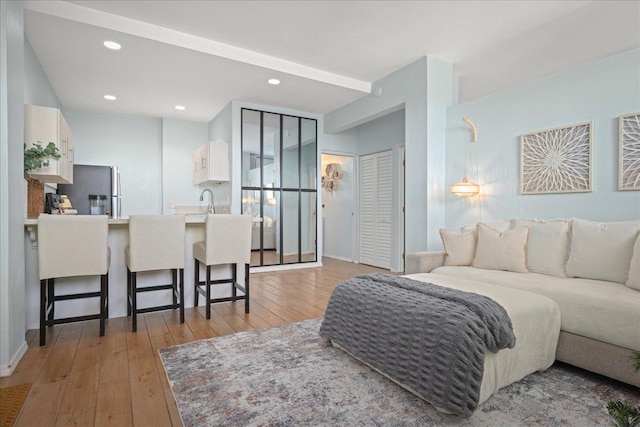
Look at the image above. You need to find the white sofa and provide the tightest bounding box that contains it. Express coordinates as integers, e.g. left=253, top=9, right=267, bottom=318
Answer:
left=406, top=218, right=640, bottom=387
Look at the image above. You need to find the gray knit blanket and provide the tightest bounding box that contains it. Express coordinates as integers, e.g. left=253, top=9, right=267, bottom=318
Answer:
left=319, top=273, right=516, bottom=418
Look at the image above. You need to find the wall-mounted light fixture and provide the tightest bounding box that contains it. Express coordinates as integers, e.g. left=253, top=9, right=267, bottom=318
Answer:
left=450, top=117, right=480, bottom=197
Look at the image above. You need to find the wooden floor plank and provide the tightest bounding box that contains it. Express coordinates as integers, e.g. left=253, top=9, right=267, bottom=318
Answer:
left=9, top=258, right=389, bottom=426
left=95, top=378, right=133, bottom=427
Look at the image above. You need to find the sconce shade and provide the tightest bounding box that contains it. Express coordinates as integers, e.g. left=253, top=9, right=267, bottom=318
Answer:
left=451, top=178, right=480, bottom=197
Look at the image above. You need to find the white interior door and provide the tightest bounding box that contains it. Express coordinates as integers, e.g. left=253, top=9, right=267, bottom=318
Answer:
left=321, top=154, right=354, bottom=261
left=359, top=150, right=392, bottom=269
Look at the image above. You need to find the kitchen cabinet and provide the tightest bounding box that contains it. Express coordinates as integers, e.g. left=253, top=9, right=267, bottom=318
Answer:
left=193, top=141, right=229, bottom=185
left=24, top=104, right=74, bottom=184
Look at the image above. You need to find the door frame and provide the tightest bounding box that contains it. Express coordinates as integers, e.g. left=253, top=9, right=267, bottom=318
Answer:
left=396, top=145, right=405, bottom=272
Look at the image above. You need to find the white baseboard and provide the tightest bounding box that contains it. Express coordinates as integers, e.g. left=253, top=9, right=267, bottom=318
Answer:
left=250, top=261, right=322, bottom=273
left=0, top=340, right=28, bottom=377
left=323, top=255, right=353, bottom=262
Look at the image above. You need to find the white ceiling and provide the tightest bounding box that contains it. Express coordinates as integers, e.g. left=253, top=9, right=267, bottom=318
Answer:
left=24, top=1, right=640, bottom=124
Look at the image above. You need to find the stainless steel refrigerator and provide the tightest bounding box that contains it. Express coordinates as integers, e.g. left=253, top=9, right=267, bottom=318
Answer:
left=57, top=165, right=122, bottom=217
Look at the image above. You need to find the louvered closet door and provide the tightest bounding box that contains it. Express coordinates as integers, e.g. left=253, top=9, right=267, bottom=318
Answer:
left=359, top=150, right=392, bottom=269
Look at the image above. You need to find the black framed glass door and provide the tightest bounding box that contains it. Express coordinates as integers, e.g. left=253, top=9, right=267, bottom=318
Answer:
left=241, top=108, right=317, bottom=267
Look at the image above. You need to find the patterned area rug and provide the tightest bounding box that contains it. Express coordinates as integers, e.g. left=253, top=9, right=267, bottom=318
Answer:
left=159, top=319, right=639, bottom=427
left=0, top=383, right=31, bottom=427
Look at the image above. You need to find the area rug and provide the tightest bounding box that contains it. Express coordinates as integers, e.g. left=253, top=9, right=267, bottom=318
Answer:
left=0, top=383, right=31, bottom=427
left=159, top=319, right=639, bottom=426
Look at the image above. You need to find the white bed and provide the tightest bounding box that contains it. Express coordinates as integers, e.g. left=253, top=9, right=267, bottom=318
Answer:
left=400, top=272, right=561, bottom=406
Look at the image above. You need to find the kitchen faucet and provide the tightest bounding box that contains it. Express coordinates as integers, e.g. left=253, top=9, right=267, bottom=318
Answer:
left=199, top=188, right=215, bottom=214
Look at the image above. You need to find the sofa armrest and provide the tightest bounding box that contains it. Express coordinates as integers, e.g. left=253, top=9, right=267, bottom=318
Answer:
left=405, top=251, right=446, bottom=274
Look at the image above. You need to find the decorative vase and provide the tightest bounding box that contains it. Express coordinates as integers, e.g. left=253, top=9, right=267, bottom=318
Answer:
left=26, top=177, right=44, bottom=218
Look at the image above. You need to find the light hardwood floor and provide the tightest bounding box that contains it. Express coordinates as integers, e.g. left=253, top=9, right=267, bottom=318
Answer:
left=0, top=257, right=391, bottom=427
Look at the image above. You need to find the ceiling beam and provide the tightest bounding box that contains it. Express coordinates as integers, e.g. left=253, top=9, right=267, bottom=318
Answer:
left=24, top=0, right=371, bottom=94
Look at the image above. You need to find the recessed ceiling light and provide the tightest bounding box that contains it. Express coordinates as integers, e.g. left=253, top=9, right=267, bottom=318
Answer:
left=103, top=41, right=121, bottom=50
left=104, top=94, right=116, bottom=101
left=267, top=78, right=280, bottom=85
left=175, top=105, right=186, bottom=111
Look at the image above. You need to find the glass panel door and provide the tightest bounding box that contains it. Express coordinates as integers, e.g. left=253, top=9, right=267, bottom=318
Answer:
left=241, top=108, right=317, bottom=267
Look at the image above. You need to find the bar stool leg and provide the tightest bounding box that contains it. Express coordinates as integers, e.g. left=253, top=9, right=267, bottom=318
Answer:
left=172, top=269, right=178, bottom=308
left=179, top=268, right=185, bottom=324
left=194, top=259, right=199, bottom=307
left=132, top=272, right=138, bottom=332
left=100, top=274, right=106, bottom=337
left=126, top=268, right=132, bottom=316
left=244, top=263, right=250, bottom=314
left=40, top=279, right=47, bottom=346
left=205, top=265, right=211, bottom=320
left=105, top=272, right=109, bottom=319
left=47, top=278, right=55, bottom=327
left=232, top=263, right=237, bottom=301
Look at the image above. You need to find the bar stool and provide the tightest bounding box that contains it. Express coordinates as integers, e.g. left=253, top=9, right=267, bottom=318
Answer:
left=193, top=214, right=252, bottom=319
left=125, top=215, right=185, bottom=332
left=37, top=214, right=110, bottom=346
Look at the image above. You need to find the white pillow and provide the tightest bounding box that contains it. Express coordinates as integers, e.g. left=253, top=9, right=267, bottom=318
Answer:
left=461, top=219, right=512, bottom=234
left=565, top=219, right=640, bottom=284
left=439, top=229, right=476, bottom=266
left=263, top=216, right=273, bottom=227
left=626, top=232, right=640, bottom=291
left=514, top=219, right=570, bottom=277
left=473, top=223, right=529, bottom=273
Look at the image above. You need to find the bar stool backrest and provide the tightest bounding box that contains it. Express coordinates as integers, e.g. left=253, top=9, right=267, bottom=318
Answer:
left=204, top=214, right=252, bottom=266
left=128, top=215, right=186, bottom=272
left=38, top=214, right=109, bottom=280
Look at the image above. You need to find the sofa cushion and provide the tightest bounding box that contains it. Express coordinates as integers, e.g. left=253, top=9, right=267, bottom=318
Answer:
left=565, top=219, right=640, bottom=284
left=514, top=219, right=570, bottom=277
left=432, top=266, right=640, bottom=351
left=472, top=223, right=529, bottom=273
left=626, top=232, right=640, bottom=290
left=439, top=229, right=476, bottom=266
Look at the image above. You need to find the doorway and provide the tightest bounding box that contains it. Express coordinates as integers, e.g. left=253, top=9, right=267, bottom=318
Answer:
left=321, top=153, right=355, bottom=262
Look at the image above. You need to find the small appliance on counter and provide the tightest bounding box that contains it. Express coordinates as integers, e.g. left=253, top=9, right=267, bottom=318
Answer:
left=89, top=194, right=107, bottom=215
left=57, top=165, right=122, bottom=217
left=45, top=193, right=77, bottom=214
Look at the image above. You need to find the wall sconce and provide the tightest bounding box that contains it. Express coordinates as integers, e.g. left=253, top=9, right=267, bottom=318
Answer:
left=451, top=117, right=480, bottom=197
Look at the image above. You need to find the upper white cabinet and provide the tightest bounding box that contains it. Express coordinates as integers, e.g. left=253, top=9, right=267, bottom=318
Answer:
left=193, top=141, right=229, bottom=185
left=24, top=104, right=74, bottom=184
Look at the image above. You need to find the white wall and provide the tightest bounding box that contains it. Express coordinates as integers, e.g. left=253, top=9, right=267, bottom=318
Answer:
left=352, top=109, right=405, bottom=271
left=207, top=102, right=233, bottom=207
left=445, top=49, right=640, bottom=230
left=0, top=0, right=27, bottom=375
left=23, top=37, right=60, bottom=109
left=356, top=109, right=405, bottom=156
left=162, top=118, right=208, bottom=214
left=62, top=109, right=163, bottom=216
left=325, top=56, right=454, bottom=253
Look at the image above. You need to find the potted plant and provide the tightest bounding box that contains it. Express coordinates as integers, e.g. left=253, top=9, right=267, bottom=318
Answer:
left=24, top=142, right=60, bottom=218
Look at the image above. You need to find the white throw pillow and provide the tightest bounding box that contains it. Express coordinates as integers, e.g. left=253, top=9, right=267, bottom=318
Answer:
left=439, top=229, right=476, bottom=266
left=625, top=232, right=640, bottom=291
left=461, top=219, right=512, bottom=235
left=514, top=219, right=570, bottom=277
left=472, top=223, right=529, bottom=273
left=565, top=219, right=640, bottom=284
